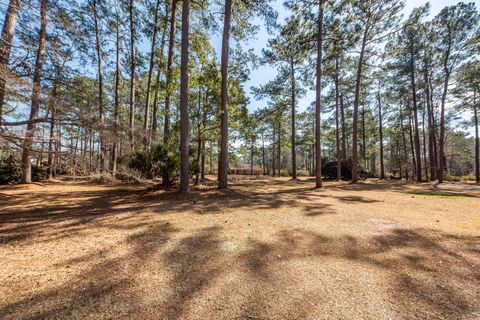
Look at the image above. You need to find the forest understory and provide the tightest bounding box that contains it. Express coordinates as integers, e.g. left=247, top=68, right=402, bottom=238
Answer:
left=1, top=176, right=479, bottom=320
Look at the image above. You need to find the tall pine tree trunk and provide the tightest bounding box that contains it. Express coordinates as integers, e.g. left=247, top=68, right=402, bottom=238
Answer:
left=47, top=80, right=58, bottom=180
left=335, top=56, right=341, bottom=180
left=352, top=24, right=369, bottom=183
left=340, top=93, right=346, bottom=160
left=314, top=0, right=324, bottom=188
left=143, top=0, right=161, bottom=146
left=272, top=125, right=276, bottom=177
left=378, top=87, right=385, bottom=179
left=0, top=0, right=21, bottom=123
left=218, top=0, right=232, bottom=189
left=410, top=41, right=422, bottom=182
left=151, top=9, right=168, bottom=143
left=129, top=0, right=136, bottom=152
left=164, top=0, right=177, bottom=144
left=290, top=57, right=297, bottom=180
left=112, top=14, right=121, bottom=175
left=179, top=0, right=190, bottom=194
left=93, top=0, right=105, bottom=172
left=21, top=0, right=47, bottom=184
left=474, top=91, right=479, bottom=184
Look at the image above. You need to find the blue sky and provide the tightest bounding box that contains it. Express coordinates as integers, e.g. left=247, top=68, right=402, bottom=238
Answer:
left=218, top=0, right=479, bottom=114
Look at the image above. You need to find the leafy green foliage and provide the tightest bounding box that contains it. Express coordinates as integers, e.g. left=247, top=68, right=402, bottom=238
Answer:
left=0, top=157, right=47, bottom=185
left=128, top=143, right=180, bottom=180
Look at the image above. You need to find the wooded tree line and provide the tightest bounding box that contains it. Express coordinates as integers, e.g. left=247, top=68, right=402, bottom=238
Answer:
left=0, top=0, right=478, bottom=193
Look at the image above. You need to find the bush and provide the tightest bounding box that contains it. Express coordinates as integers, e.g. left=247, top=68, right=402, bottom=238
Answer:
left=127, top=143, right=180, bottom=180
left=0, top=157, right=22, bottom=184
left=322, top=160, right=353, bottom=180
left=0, top=156, right=47, bottom=185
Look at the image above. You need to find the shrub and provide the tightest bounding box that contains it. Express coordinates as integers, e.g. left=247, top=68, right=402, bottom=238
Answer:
left=321, top=160, right=353, bottom=180
left=127, top=143, right=180, bottom=180
left=0, top=157, right=22, bottom=184
left=0, top=156, right=47, bottom=185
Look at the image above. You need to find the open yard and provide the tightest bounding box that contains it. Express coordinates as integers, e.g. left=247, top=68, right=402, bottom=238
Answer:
left=0, top=177, right=479, bottom=320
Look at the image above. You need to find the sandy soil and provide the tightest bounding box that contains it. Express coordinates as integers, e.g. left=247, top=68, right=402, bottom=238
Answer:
left=0, top=176, right=479, bottom=320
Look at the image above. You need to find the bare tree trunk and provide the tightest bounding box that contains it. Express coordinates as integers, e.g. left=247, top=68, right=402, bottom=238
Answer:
left=335, top=56, right=341, bottom=180
left=195, top=89, right=201, bottom=185
left=399, top=105, right=409, bottom=180
left=315, top=0, right=324, bottom=188
left=21, top=0, right=47, bottom=184
left=201, top=106, right=206, bottom=179
left=378, top=87, right=385, bottom=179
left=250, top=139, right=254, bottom=176
left=151, top=6, right=168, bottom=143
left=422, top=101, right=428, bottom=180
left=143, top=0, right=161, bottom=146
left=112, top=13, right=121, bottom=175
left=47, top=81, right=58, bottom=179
left=361, top=103, right=367, bottom=171
left=424, top=56, right=436, bottom=181
left=0, top=0, right=21, bottom=123
left=179, top=0, right=190, bottom=194
left=261, top=130, right=265, bottom=175
left=272, top=125, right=276, bottom=177
left=474, top=91, right=479, bottom=184
left=438, top=44, right=451, bottom=183
left=340, top=93, right=346, bottom=160
left=278, top=118, right=281, bottom=177
left=129, top=0, right=136, bottom=152
left=408, top=113, right=416, bottom=179
left=164, top=0, right=177, bottom=144
left=218, top=0, right=232, bottom=189
left=92, top=0, right=105, bottom=172
left=409, top=41, right=422, bottom=182
left=290, top=57, right=297, bottom=180
left=352, top=22, right=369, bottom=183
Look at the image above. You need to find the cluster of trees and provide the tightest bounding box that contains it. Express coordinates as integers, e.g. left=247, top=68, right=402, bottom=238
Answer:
left=0, top=0, right=478, bottom=193
left=252, top=0, right=479, bottom=185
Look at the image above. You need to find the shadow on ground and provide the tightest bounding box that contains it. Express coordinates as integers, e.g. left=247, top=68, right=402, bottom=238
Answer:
left=0, top=179, right=479, bottom=319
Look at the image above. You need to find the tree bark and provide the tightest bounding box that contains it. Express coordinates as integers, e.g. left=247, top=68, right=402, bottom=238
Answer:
left=474, top=91, right=479, bottom=184
left=21, top=0, right=47, bottom=184
left=92, top=0, right=105, bottom=172
left=0, top=0, right=21, bottom=123
left=335, top=56, right=341, bottom=180
left=195, top=89, right=202, bottom=185
left=408, top=112, right=416, bottom=179
left=143, top=0, right=161, bottom=146
left=164, top=0, right=178, bottom=144
left=409, top=39, right=422, bottom=182
left=151, top=9, right=168, bottom=143
left=179, top=0, right=190, bottom=194
left=352, top=23, right=369, bottom=183
left=290, top=57, right=297, bottom=180
left=340, top=93, right=346, bottom=160
left=277, top=118, right=281, bottom=177
left=261, top=130, right=265, bottom=175
left=438, top=37, right=452, bottom=183
left=129, top=0, right=136, bottom=152
left=47, top=80, right=58, bottom=180
left=315, top=0, right=324, bottom=188
left=272, top=125, right=276, bottom=177
left=218, top=0, right=232, bottom=189
left=378, top=87, right=385, bottom=179
left=112, top=13, right=121, bottom=175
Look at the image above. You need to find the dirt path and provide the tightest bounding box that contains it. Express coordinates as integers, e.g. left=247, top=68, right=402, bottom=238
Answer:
left=1, top=177, right=479, bottom=319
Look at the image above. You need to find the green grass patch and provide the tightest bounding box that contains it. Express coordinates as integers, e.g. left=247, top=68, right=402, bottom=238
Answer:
left=405, top=191, right=478, bottom=199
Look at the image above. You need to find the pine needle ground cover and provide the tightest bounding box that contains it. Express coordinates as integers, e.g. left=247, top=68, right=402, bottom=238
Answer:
left=1, top=177, right=479, bottom=319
